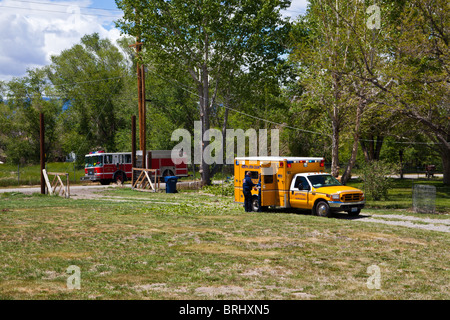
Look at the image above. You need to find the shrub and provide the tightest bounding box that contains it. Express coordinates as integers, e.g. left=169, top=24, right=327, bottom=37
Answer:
left=360, top=160, right=401, bottom=200
left=201, top=182, right=234, bottom=197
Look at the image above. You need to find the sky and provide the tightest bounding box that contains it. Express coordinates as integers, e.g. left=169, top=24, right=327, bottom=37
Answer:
left=0, top=0, right=309, bottom=82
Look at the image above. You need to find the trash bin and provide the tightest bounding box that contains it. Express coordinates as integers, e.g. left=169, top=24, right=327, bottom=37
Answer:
left=164, top=176, right=178, bottom=193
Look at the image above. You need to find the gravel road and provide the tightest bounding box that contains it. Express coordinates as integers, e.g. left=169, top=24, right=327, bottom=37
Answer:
left=352, top=213, right=450, bottom=233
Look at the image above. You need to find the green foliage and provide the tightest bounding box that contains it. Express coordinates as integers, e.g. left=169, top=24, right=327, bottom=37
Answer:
left=360, top=160, right=401, bottom=201
left=201, top=182, right=234, bottom=197
left=0, top=1, right=448, bottom=188
left=1, top=68, right=63, bottom=164
left=116, top=0, right=292, bottom=184
left=48, top=33, right=130, bottom=156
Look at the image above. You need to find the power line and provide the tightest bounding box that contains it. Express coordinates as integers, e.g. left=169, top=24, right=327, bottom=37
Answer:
left=146, top=69, right=330, bottom=137
left=6, top=70, right=442, bottom=146
left=144, top=68, right=443, bottom=145
left=0, top=4, right=122, bottom=18
left=8, top=0, right=122, bottom=12
left=50, top=76, right=126, bottom=87
left=0, top=1, right=307, bottom=19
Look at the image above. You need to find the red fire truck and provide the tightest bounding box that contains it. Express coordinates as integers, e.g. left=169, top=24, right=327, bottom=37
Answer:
left=81, top=150, right=188, bottom=185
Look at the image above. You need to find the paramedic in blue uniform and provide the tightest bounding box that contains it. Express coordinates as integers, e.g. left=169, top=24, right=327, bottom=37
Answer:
left=243, top=171, right=255, bottom=212
left=256, top=173, right=262, bottom=212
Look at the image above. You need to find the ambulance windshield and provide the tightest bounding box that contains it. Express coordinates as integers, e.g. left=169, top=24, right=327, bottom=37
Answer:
left=307, top=174, right=342, bottom=188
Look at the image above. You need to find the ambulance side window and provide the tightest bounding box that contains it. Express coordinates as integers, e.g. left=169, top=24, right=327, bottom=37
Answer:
left=294, top=176, right=310, bottom=191
left=263, top=175, right=274, bottom=184
left=249, top=171, right=259, bottom=179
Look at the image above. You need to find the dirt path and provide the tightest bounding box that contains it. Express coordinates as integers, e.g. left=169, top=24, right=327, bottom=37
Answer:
left=353, top=213, right=450, bottom=233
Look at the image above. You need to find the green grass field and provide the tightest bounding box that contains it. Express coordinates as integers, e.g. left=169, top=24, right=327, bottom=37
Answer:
left=0, top=187, right=448, bottom=300
left=347, top=178, right=450, bottom=213
left=0, top=163, right=85, bottom=187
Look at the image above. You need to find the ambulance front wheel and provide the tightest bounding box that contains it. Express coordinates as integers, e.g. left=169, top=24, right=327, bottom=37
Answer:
left=315, top=200, right=332, bottom=218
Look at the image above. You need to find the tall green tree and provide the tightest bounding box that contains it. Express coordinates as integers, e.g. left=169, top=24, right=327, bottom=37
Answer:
left=48, top=33, right=131, bottom=158
left=116, top=0, right=291, bottom=185
left=289, top=0, right=369, bottom=180
left=339, top=0, right=449, bottom=184
left=0, top=68, right=62, bottom=164
left=385, top=0, right=449, bottom=184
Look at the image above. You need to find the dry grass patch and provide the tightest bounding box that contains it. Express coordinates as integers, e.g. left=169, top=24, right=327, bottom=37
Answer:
left=164, top=226, right=229, bottom=235
left=177, top=243, right=280, bottom=257
left=227, top=235, right=290, bottom=243
left=0, top=280, right=67, bottom=296
left=347, top=231, right=429, bottom=246
left=37, top=251, right=94, bottom=259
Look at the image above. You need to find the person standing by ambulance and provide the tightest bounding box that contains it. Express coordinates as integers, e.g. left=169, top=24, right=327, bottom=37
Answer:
left=256, top=173, right=262, bottom=212
left=243, top=171, right=255, bottom=212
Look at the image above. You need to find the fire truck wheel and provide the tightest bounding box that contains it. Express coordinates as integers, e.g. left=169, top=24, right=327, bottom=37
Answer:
left=315, top=200, right=332, bottom=218
left=115, top=172, right=125, bottom=184
left=160, top=170, right=175, bottom=182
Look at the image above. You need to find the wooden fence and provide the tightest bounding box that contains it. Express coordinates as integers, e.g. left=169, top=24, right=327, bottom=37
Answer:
left=132, top=168, right=160, bottom=192
left=42, top=169, right=70, bottom=198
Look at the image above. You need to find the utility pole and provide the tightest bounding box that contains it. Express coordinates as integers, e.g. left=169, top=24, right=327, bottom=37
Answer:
left=130, top=12, right=146, bottom=169
left=136, top=42, right=146, bottom=168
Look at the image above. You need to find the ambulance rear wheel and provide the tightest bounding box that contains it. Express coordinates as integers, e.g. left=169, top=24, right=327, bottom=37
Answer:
left=251, top=196, right=260, bottom=212
left=315, top=201, right=332, bottom=218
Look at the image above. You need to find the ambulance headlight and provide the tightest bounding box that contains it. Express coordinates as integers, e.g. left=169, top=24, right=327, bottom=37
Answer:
left=331, top=194, right=340, bottom=200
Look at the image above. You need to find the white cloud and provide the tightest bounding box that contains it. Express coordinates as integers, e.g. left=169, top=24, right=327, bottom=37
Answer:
left=0, top=0, right=122, bottom=81
left=282, top=0, right=309, bottom=20
left=0, top=0, right=310, bottom=82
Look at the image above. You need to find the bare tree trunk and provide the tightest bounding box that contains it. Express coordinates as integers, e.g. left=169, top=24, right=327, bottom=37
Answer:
left=341, top=99, right=363, bottom=185
left=442, top=146, right=450, bottom=185
left=199, top=64, right=211, bottom=186
left=360, top=135, right=384, bottom=162
left=331, top=105, right=340, bottom=178
left=210, top=95, right=229, bottom=178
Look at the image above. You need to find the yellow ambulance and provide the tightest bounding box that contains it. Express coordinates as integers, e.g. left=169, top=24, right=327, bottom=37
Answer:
left=234, top=156, right=365, bottom=217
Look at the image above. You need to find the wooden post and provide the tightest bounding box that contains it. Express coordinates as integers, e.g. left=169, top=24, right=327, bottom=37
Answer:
left=132, top=115, right=136, bottom=168
left=132, top=115, right=136, bottom=185
left=66, top=173, right=70, bottom=199
left=141, top=64, right=146, bottom=168
left=136, top=39, right=146, bottom=169
left=40, top=113, right=45, bottom=194
left=42, top=169, right=52, bottom=195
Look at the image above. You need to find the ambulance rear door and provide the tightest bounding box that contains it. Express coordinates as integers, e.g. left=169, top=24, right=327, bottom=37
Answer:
left=260, top=161, right=277, bottom=208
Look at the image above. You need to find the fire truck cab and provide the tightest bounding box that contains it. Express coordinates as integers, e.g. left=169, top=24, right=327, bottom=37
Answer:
left=234, top=156, right=365, bottom=217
